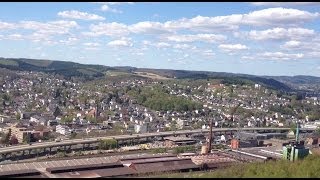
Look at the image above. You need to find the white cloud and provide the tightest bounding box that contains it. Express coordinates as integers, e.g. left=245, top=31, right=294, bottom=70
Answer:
left=173, top=44, right=192, bottom=50
left=57, top=10, right=105, bottom=21
left=108, top=38, right=133, bottom=47
left=164, top=15, right=240, bottom=32
left=93, top=2, right=134, bottom=5
left=247, top=27, right=315, bottom=41
left=7, top=34, right=24, bottom=40
left=218, top=44, right=249, bottom=52
left=250, top=2, right=320, bottom=6
left=162, top=7, right=319, bottom=32
left=279, top=37, right=320, bottom=58
left=20, top=20, right=78, bottom=35
left=2, top=20, right=79, bottom=44
left=241, top=55, right=255, bottom=60
left=84, top=22, right=129, bottom=37
left=81, top=7, right=318, bottom=39
left=59, top=37, right=78, bottom=45
left=202, top=49, right=215, bottom=57
left=83, top=42, right=100, bottom=47
left=258, top=52, right=304, bottom=60
left=281, top=40, right=301, bottom=49
left=0, top=21, right=16, bottom=30
left=84, top=47, right=100, bottom=51
left=154, top=42, right=171, bottom=48
left=101, top=5, right=122, bottom=13
left=241, top=8, right=319, bottom=27
left=129, top=21, right=172, bottom=34
left=132, top=52, right=144, bottom=56
left=166, top=34, right=226, bottom=43
left=93, top=2, right=133, bottom=14
left=80, top=7, right=318, bottom=41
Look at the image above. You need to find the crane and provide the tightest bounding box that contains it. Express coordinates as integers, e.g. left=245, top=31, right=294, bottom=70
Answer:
left=230, top=102, right=242, bottom=140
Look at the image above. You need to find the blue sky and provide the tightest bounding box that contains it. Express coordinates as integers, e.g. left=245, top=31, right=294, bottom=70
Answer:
left=0, top=2, right=320, bottom=76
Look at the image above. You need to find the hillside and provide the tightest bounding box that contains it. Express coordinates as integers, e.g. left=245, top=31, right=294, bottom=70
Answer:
left=0, top=58, right=112, bottom=80
left=0, top=57, right=318, bottom=93
left=267, top=75, right=320, bottom=93
left=158, top=154, right=320, bottom=178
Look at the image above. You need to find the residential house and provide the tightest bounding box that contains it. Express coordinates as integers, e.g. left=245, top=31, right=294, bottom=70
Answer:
left=56, top=124, right=71, bottom=136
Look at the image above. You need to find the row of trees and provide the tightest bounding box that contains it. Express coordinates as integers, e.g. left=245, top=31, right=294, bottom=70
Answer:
left=128, top=86, right=202, bottom=112
left=0, top=129, right=18, bottom=145
left=98, top=139, right=118, bottom=150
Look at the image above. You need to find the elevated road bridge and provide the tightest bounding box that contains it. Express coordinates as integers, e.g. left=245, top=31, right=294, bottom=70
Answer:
left=0, top=127, right=315, bottom=160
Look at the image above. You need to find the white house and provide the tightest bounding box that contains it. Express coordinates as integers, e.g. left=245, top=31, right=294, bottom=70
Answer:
left=56, top=125, right=71, bottom=136
left=134, top=124, right=148, bottom=133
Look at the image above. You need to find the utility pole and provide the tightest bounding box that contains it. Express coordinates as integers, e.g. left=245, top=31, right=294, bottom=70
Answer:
left=295, top=121, right=300, bottom=143
left=208, top=118, right=213, bottom=153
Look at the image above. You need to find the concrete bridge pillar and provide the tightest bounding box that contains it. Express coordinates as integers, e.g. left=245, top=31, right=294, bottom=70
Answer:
left=0, top=153, right=7, bottom=161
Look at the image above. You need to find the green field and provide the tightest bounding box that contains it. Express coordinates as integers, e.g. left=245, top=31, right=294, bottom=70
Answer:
left=134, top=71, right=171, bottom=80
left=20, top=59, right=53, bottom=67
left=0, top=59, right=18, bottom=66
left=153, top=154, right=320, bottom=178
left=105, top=70, right=132, bottom=76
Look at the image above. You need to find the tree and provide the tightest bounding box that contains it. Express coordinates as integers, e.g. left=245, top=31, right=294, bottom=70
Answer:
left=23, top=134, right=31, bottom=144
left=3, top=128, right=11, bottom=145
left=10, top=135, right=18, bottom=145
left=16, top=112, right=21, bottom=120
left=61, top=115, right=73, bottom=124
left=98, top=139, right=117, bottom=150
left=290, top=123, right=298, bottom=135
left=70, top=132, right=77, bottom=139
left=53, top=106, right=62, bottom=117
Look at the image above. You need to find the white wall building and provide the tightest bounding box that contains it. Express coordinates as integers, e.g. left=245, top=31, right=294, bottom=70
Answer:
left=56, top=125, right=71, bottom=136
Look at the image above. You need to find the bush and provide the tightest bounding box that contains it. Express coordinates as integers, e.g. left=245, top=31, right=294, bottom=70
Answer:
left=173, top=146, right=196, bottom=154
left=99, top=139, right=118, bottom=150
left=152, top=148, right=167, bottom=153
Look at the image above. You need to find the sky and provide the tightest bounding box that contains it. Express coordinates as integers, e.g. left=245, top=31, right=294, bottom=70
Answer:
left=0, top=2, right=320, bottom=76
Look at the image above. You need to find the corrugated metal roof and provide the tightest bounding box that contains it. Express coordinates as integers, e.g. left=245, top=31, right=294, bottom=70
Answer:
left=46, top=161, right=123, bottom=173
left=54, top=171, right=101, bottom=178
left=133, top=159, right=200, bottom=174
left=53, top=167, right=136, bottom=178
left=121, top=156, right=191, bottom=164
left=0, top=169, right=40, bottom=176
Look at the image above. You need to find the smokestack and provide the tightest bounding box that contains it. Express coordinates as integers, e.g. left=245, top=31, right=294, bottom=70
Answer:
left=208, top=118, right=213, bottom=153
left=295, top=122, right=299, bottom=143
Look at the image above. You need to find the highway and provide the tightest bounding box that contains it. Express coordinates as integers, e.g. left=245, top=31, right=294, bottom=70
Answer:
left=0, top=127, right=313, bottom=155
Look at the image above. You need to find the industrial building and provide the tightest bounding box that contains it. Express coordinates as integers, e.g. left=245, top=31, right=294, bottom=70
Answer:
left=0, top=149, right=277, bottom=178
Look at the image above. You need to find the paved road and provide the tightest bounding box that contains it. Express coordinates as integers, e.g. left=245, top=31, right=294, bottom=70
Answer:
left=0, top=127, right=312, bottom=154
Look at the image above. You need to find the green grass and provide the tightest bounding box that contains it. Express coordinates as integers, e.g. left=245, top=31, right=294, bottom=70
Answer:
left=105, top=70, right=132, bottom=76
left=0, top=59, right=19, bottom=66
left=20, top=59, right=52, bottom=67
left=154, top=154, right=320, bottom=178
left=77, top=68, right=99, bottom=76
